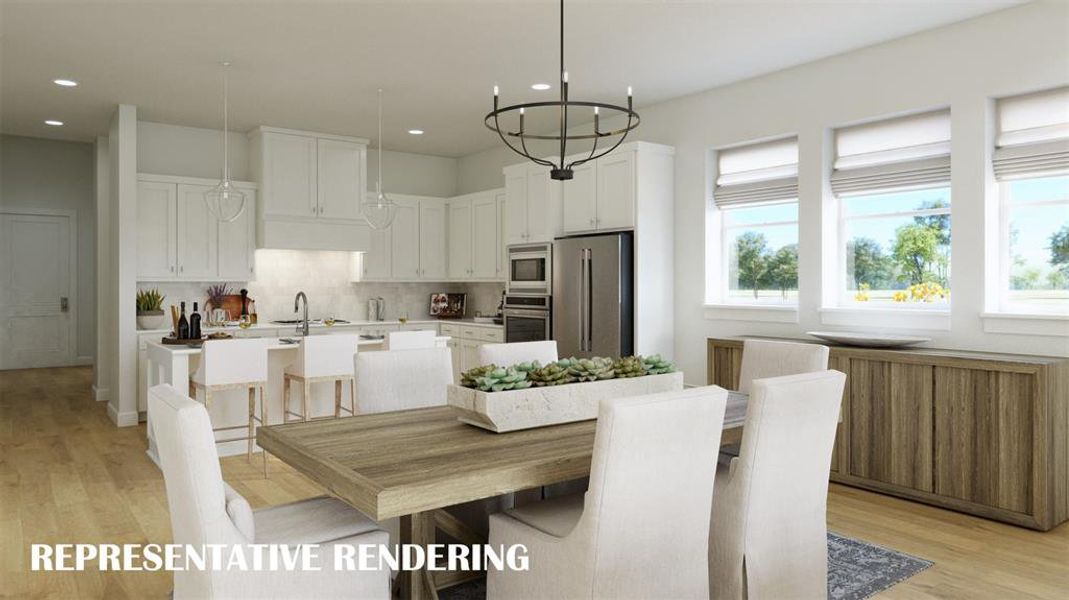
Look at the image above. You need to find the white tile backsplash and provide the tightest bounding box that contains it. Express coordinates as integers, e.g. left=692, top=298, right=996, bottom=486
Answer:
left=140, top=249, right=504, bottom=322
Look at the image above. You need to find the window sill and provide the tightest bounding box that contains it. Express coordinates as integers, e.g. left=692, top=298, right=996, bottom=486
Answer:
left=704, top=303, right=799, bottom=323
left=820, top=306, right=950, bottom=331
left=980, top=312, right=1069, bottom=337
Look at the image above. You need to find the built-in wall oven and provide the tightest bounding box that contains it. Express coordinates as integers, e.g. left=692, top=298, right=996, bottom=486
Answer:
left=507, top=243, right=552, bottom=295
left=503, top=294, right=552, bottom=343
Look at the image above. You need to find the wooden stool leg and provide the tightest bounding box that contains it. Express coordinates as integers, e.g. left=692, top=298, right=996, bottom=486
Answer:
left=260, top=385, right=268, bottom=478
left=283, top=375, right=291, bottom=424
left=302, top=381, right=311, bottom=422
left=350, top=379, right=356, bottom=416
left=247, top=387, right=255, bottom=462
left=334, top=379, right=342, bottom=418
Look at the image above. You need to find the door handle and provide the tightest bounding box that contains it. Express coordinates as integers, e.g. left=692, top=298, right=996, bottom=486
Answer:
left=579, top=251, right=587, bottom=352
left=60, top=297, right=69, bottom=313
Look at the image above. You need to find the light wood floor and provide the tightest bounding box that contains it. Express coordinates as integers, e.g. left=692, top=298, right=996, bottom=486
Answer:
left=1, top=367, right=1066, bottom=599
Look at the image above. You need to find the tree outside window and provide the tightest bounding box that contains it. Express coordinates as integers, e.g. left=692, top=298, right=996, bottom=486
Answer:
left=722, top=202, right=799, bottom=303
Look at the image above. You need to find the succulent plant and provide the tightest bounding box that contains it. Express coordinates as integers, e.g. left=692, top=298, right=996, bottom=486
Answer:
left=527, top=362, right=575, bottom=387
left=641, top=354, right=676, bottom=375
left=612, top=356, right=648, bottom=378
left=511, top=361, right=542, bottom=374
left=471, top=367, right=532, bottom=392
left=565, top=357, right=616, bottom=382
left=461, top=364, right=498, bottom=389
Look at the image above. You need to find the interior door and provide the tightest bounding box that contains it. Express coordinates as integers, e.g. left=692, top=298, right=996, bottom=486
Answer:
left=448, top=199, right=473, bottom=278
left=136, top=181, right=177, bottom=279
left=176, top=184, right=218, bottom=279
left=419, top=200, right=447, bottom=279
left=562, top=161, right=597, bottom=233
left=389, top=197, right=420, bottom=279
left=0, top=212, right=73, bottom=369
left=217, top=190, right=255, bottom=280
left=317, top=138, right=364, bottom=220
left=471, top=193, right=499, bottom=278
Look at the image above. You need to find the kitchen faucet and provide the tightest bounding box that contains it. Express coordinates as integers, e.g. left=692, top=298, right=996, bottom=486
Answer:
left=294, top=291, right=310, bottom=336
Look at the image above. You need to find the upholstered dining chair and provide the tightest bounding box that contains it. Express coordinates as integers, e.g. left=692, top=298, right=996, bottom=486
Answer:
left=149, top=384, right=391, bottom=600
left=354, top=347, right=453, bottom=414
left=488, top=386, right=728, bottom=599
left=709, top=370, right=846, bottom=600
left=737, top=339, right=829, bottom=393
left=477, top=340, right=559, bottom=367
left=386, top=329, right=437, bottom=350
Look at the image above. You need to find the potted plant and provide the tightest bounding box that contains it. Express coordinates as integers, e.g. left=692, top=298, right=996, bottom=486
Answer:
left=136, top=288, right=166, bottom=330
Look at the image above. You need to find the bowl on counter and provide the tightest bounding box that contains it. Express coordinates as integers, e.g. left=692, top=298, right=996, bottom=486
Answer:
left=806, top=331, right=931, bottom=348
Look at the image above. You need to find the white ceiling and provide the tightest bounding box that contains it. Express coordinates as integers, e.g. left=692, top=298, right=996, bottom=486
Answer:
left=1, top=0, right=1021, bottom=158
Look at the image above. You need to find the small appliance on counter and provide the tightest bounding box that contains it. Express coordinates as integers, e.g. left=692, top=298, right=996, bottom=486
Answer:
left=367, top=297, right=385, bottom=321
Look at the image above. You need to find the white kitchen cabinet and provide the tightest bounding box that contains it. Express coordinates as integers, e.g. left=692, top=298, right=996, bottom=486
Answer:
left=503, top=163, right=561, bottom=244
left=137, top=181, right=177, bottom=279
left=362, top=227, right=390, bottom=280
left=317, top=138, right=365, bottom=221
left=136, top=175, right=257, bottom=282
left=448, top=199, right=473, bottom=278
left=419, top=201, right=448, bottom=279
left=260, top=131, right=317, bottom=218
left=249, top=127, right=370, bottom=252
left=495, top=190, right=507, bottom=279
left=595, top=151, right=636, bottom=231
left=176, top=184, right=217, bottom=280
left=389, top=197, right=421, bottom=280
left=561, top=160, right=598, bottom=233
left=471, top=194, right=499, bottom=278
left=439, top=322, right=504, bottom=381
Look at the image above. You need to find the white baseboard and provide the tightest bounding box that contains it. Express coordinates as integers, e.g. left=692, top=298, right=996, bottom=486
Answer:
left=73, top=355, right=95, bottom=366
left=106, top=402, right=139, bottom=427
left=92, top=385, right=109, bottom=402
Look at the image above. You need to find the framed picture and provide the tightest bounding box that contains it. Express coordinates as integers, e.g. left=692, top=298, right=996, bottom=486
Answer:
left=430, top=293, right=467, bottom=319
left=429, top=293, right=449, bottom=316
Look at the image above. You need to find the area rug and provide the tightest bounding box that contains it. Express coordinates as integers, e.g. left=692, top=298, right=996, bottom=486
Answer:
left=439, top=532, right=932, bottom=600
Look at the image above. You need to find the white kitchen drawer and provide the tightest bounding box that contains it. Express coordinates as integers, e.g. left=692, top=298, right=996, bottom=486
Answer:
left=400, top=323, right=439, bottom=333
left=439, top=323, right=461, bottom=337
left=474, top=327, right=504, bottom=343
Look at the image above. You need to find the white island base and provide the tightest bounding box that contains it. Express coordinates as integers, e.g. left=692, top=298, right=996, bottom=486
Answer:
left=143, top=335, right=447, bottom=464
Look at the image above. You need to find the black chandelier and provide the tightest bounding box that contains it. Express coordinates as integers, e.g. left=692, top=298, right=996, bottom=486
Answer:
left=484, top=0, right=640, bottom=181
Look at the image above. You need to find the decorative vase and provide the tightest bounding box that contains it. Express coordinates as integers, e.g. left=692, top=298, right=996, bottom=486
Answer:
left=136, top=310, right=166, bottom=331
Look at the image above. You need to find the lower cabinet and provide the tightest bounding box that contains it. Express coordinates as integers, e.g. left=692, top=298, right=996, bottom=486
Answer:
left=706, top=338, right=1069, bottom=531
left=440, top=322, right=504, bottom=382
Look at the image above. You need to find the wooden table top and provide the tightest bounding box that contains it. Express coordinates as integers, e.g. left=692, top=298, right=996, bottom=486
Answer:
left=257, top=392, right=748, bottom=521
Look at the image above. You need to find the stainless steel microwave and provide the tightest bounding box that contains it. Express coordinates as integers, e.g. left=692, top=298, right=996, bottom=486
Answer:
left=506, top=242, right=552, bottom=294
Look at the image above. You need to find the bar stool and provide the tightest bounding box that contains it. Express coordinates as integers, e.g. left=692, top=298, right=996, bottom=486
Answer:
left=386, top=329, right=437, bottom=350
left=188, top=338, right=270, bottom=477
left=283, top=334, right=359, bottom=422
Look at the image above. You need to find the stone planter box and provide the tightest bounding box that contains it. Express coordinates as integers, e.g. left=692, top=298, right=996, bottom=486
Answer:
left=447, top=371, right=684, bottom=433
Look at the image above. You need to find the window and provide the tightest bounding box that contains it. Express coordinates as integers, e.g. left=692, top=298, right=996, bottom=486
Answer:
left=995, top=88, right=1069, bottom=312
left=713, top=137, right=799, bottom=304
left=832, top=110, right=952, bottom=306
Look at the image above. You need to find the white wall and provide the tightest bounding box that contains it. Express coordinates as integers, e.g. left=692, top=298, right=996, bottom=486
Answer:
left=0, top=134, right=97, bottom=362
left=455, top=2, right=1069, bottom=384
left=138, top=121, right=459, bottom=197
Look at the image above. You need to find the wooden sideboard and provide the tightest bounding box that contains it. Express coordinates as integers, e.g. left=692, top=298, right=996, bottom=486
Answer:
left=707, top=337, right=1069, bottom=531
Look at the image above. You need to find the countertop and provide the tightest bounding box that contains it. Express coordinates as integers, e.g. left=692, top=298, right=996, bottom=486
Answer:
left=137, top=317, right=502, bottom=336
left=147, top=336, right=451, bottom=356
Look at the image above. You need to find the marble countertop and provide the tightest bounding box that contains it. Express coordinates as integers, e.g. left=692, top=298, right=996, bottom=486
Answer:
left=146, top=335, right=451, bottom=355
left=138, top=316, right=503, bottom=335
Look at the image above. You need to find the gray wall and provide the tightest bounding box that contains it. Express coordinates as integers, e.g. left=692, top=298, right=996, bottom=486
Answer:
left=0, top=134, right=97, bottom=361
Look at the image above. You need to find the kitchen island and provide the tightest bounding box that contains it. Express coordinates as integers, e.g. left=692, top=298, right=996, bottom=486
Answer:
left=143, top=330, right=448, bottom=464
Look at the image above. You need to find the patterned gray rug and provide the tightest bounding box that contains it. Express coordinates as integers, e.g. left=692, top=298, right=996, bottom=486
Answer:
left=439, top=532, right=932, bottom=600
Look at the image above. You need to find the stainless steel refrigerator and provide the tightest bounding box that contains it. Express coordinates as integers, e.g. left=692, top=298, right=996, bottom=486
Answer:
left=552, top=232, right=634, bottom=358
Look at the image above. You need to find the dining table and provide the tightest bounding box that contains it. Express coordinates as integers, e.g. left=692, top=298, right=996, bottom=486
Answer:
left=256, top=390, right=749, bottom=600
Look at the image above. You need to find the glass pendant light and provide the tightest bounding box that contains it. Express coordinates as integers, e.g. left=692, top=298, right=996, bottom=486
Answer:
left=363, top=88, right=396, bottom=230
left=205, top=61, right=246, bottom=223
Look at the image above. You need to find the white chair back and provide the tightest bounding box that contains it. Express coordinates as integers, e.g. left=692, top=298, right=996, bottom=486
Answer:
left=149, top=384, right=248, bottom=597
left=737, top=339, right=828, bottom=394
left=290, top=334, right=359, bottom=378
left=710, top=370, right=846, bottom=600
left=582, top=386, right=727, bottom=598
left=354, top=347, right=453, bottom=414
left=197, top=338, right=270, bottom=386
left=477, top=340, right=558, bottom=367
left=387, top=330, right=437, bottom=350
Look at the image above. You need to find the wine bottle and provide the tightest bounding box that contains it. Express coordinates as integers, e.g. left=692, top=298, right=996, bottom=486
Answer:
left=239, top=289, right=249, bottom=318
left=190, top=302, right=202, bottom=339
left=177, top=301, right=190, bottom=340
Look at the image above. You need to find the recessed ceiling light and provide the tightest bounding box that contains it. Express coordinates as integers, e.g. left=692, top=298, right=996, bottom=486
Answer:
left=531, top=83, right=551, bottom=91
left=44, top=120, right=64, bottom=126
left=53, top=79, right=78, bottom=87
left=408, top=129, right=424, bottom=135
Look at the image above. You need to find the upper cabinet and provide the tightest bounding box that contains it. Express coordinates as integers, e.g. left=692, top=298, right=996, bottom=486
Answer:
left=249, top=127, right=370, bottom=251
left=448, top=190, right=505, bottom=281
left=136, top=175, right=256, bottom=282
left=359, top=195, right=448, bottom=282
left=503, top=162, right=562, bottom=244
left=509, top=142, right=673, bottom=238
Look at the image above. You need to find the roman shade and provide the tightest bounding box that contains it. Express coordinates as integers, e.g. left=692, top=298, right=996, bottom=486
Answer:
left=714, top=137, right=798, bottom=206
left=832, top=110, right=951, bottom=196
left=994, top=87, right=1069, bottom=180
